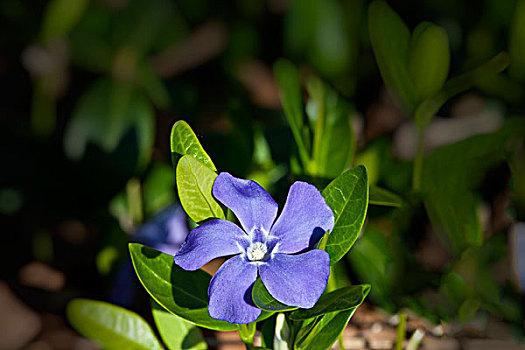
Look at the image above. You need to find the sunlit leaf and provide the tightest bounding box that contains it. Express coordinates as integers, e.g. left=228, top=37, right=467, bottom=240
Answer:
left=369, top=186, right=403, bottom=207
left=67, top=298, right=162, bottom=350
left=171, top=121, right=216, bottom=171
left=294, top=309, right=355, bottom=350
left=176, top=155, right=224, bottom=223
left=151, top=301, right=207, bottom=350
left=290, top=284, right=370, bottom=320
left=322, top=166, right=369, bottom=265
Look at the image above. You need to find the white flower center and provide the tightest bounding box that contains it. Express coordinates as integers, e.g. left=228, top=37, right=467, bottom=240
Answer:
left=246, top=242, right=267, bottom=261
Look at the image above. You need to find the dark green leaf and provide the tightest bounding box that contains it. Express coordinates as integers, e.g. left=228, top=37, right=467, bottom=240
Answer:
left=64, top=78, right=155, bottom=169
left=252, top=278, right=298, bottom=312
left=322, top=165, right=369, bottom=265
left=368, top=1, right=417, bottom=111
left=369, top=186, right=403, bottom=207
left=307, top=77, right=355, bottom=178
left=408, top=22, right=450, bottom=101
left=176, top=155, right=224, bottom=223
left=509, top=0, right=525, bottom=81
left=170, top=121, right=216, bottom=171
left=290, top=284, right=370, bottom=320
left=67, top=298, right=162, bottom=350
left=151, top=301, right=207, bottom=350
left=41, top=0, right=88, bottom=42
left=294, top=310, right=355, bottom=350
left=129, top=243, right=236, bottom=331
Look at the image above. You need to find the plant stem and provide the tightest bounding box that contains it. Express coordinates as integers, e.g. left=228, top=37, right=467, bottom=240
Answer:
left=412, top=127, right=425, bottom=191
left=394, top=312, right=407, bottom=350
left=126, top=178, right=143, bottom=225
left=238, top=322, right=256, bottom=349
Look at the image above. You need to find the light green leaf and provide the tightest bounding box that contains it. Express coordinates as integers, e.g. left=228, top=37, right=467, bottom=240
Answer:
left=294, top=310, right=355, bottom=350
left=151, top=301, right=207, bottom=350
left=170, top=121, right=216, bottom=171
left=368, top=1, right=417, bottom=111
left=369, top=186, right=403, bottom=207
left=252, top=278, right=299, bottom=312
left=176, top=155, right=224, bottom=223
left=290, top=284, right=370, bottom=321
left=322, top=165, right=369, bottom=265
left=129, top=243, right=236, bottom=331
left=307, top=77, right=355, bottom=178
left=67, top=298, right=162, bottom=350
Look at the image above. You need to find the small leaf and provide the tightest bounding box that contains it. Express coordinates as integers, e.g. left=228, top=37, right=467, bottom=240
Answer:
left=129, top=243, right=236, bottom=331
left=252, top=278, right=299, bottom=312
left=322, top=165, right=369, bottom=265
left=294, top=310, right=355, bottom=350
left=176, top=155, right=224, bottom=223
left=369, top=186, right=403, bottom=207
left=458, top=298, right=481, bottom=323
left=170, top=121, right=216, bottom=171
left=151, top=301, right=207, bottom=350
left=290, top=284, right=370, bottom=320
left=368, top=1, right=417, bottom=111
left=67, top=298, right=162, bottom=350
left=408, top=22, right=450, bottom=101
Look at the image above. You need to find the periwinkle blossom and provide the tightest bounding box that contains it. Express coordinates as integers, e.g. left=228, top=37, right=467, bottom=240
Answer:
left=174, top=173, right=334, bottom=324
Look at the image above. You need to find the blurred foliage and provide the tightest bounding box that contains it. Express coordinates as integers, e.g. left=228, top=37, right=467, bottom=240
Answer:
left=1, top=0, right=524, bottom=345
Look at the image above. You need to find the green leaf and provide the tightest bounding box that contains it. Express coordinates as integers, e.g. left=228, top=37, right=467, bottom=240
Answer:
left=369, top=186, right=403, bottom=207
left=290, top=284, right=370, bottom=321
left=41, top=0, right=89, bottom=42
left=509, top=0, right=525, bottom=81
left=458, top=298, right=481, bottom=323
left=129, top=243, right=236, bottom=331
left=414, top=52, right=509, bottom=130
left=151, top=301, right=207, bottom=350
left=408, top=22, right=450, bottom=101
left=368, top=1, right=417, bottom=111
left=176, top=155, right=224, bottom=223
left=64, top=78, right=155, bottom=170
left=421, top=119, right=525, bottom=254
left=307, top=77, right=355, bottom=178
left=294, top=309, right=355, bottom=350
left=252, top=278, right=299, bottom=312
left=67, top=298, right=162, bottom=350
left=322, top=165, right=369, bottom=265
left=170, top=121, right=216, bottom=171
left=273, top=59, right=311, bottom=167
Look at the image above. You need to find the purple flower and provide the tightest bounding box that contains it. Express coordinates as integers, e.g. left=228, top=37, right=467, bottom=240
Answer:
left=174, top=173, right=334, bottom=324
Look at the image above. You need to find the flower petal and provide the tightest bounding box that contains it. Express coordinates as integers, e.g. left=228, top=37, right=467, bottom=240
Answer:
left=174, top=219, right=249, bottom=270
left=259, top=250, right=330, bottom=308
left=213, top=172, right=278, bottom=234
left=270, top=181, right=334, bottom=253
left=208, top=255, right=260, bottom=324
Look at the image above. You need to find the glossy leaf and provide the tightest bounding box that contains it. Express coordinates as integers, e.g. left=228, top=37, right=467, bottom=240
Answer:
left=322, top=165, right=369, bottom=265
left=294, top=310, right=355, bottom=350
left=171, top=121, right=216, bottom=171
left=408, top=22, right=450, bottom=101
left=151, top=301, right=207, bottom=350
left=290, top=284, right=370, bottom=320
left=307, top=77, right=355, bottom=178
left=369, top=186, right=403, bottom=207
left=368, top=1, right=417, bottom=111
left=176, top=155, right=224, bottom=223
left=129, top=243, right=237, bottom=331
left=67, top=298, right=162, bottom=350
left=252, top=278, right=299, bottom=312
